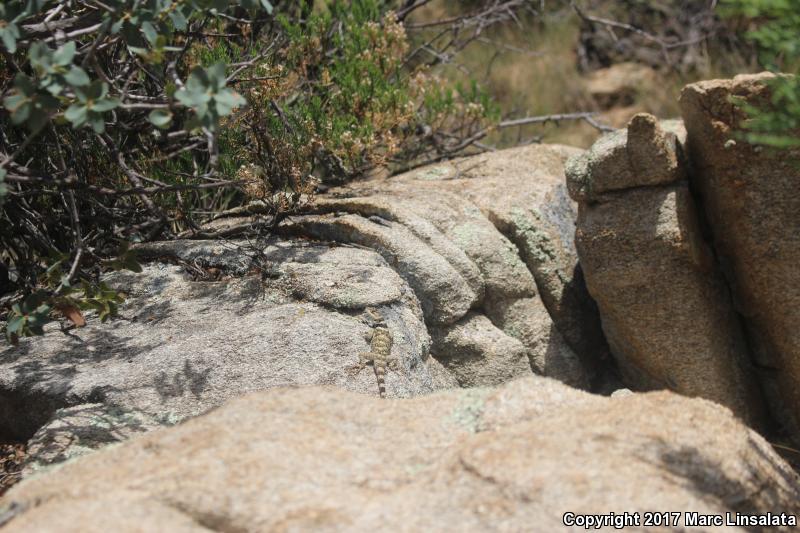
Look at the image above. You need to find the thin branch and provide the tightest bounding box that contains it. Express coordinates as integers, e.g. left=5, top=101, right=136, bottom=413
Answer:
left=498, top=111, right=614, bottom=132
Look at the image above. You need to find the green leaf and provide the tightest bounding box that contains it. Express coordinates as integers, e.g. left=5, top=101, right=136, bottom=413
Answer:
left=65, top=104, right=89, bottom=126
left=4, top=93, right=30, bottom=123
left=176, top=83, right=211, bottom=117
left=64, top=66, right=91, bottom=87
left=127, top=45, right=149, bottom=58
left=148, top=108, right=173, bottom=128
left=89, top=114, right=106, bottom=133
left=52, top=41, right=77, bottom=66
left=13, top=73, right=36, bottom=95
left=169, top=9, right=188, bottom=30
left=0, top=23, right=21, bottom=53
left=141, top=21, right=158, bottom=45
left=44, top=80, right=64, bottom=95
left=90, top=80, right=109, bottom=100
left=26, top=304, right=52, bottom=334
left=28, top=41, right=54, bottom=73
left=207, top=62, right=227, bottom=90
left=6, top=315, right=25, bottom=335
left=4, top=78, right=55, bottom=131
left=186, top=66, right=209, bottom=89
left=74, top=80, right=108, bottom=102
left=214, top=89, right=245, bottom=116
left=91, top=97, right=120, bottom=112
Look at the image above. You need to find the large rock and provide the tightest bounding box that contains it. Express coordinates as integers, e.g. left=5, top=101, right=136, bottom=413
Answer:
left=0, top=239, right=455, bottom=466
left=430, top=313, right=532, bottom=387
left=330, top=144, right=609, bottom=387
left=485, top=296, right=588, bottom=389
left=566, top=114, right=766, bottom=426
left=308, top=189, right=590, bottom=389
left=315, top=193, right=534, bottom=304
left=565, top=114, right=687, bottom=202
left=288, top=212, right=480, bottom=325
left=1, top=144, right=612, bottom=477
left=680, top=73, right=800, bottom=438
left=21, top=404, right=164, bottom=476
left=2, top=377, right=799, bottom=532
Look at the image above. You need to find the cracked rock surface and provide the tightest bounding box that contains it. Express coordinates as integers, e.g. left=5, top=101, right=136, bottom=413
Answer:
left=3, top=377, right=799, bottom=532
left=318, top=143, right=609, bottom=388
left=681, top=73, right=800, bottom=441
left=1, top=144, right=605, bottom=474
left=0, top=239, right=454, bottom=468
left=566, top=113, right=766, bottom=427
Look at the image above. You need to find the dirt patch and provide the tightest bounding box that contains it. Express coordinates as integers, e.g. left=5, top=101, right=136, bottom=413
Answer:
left=0, top=443, right=25, bottom=496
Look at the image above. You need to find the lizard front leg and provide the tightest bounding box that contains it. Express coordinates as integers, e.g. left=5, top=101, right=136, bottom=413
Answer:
left=358, top=351, right=375, bottom=368
left=347, top=352, right=373, bottom=376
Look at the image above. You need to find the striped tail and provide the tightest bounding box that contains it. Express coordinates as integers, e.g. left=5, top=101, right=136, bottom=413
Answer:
left=374, top=362, right=387, bottom=398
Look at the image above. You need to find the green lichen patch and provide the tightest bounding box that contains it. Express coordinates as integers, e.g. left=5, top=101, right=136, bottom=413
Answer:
left=447, top=388, right=492, bottom=433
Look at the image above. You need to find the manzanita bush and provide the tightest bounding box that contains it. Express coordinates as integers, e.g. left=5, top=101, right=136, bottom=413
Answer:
left=0, top=0, right=527, bottom=343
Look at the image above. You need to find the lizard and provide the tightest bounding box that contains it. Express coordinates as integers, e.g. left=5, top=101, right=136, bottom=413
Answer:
left=353, top=307, right=397, bottom=398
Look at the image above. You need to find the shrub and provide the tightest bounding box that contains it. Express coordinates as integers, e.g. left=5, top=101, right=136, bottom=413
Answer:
left=0, top=0, right=520, bottom=343
left=722, top=0, right=800, bottom=148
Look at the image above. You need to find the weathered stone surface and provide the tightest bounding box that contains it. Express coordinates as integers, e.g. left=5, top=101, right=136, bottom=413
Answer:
left=318, top=192, right=536, bottom=304
left=680, top=73, right=800, bottom=438
left=567, top=116, right=766, bottom=426
left=313, top=188, right=591, bottom=388
left=313, top=196, right=486, bottom=302
left=575, top=186, right=765, bottom=425
left=430, top=313, right=532, bottom=387
left=2, top=144, right=611, bottom=474
left=626, top=113, right=687, bottom=185
left=3, top=377, right=799, bottom=532
left=484, top=297, right=588, bottom=389
left=565, top=113, right=686, bottom=203
left=289, top=213, right=479, bottom=325
left=345, top=144, right=609, bottom=385
left=0, top=239, right=451, bottom=457
left=22, top=404, right=164, bottom=476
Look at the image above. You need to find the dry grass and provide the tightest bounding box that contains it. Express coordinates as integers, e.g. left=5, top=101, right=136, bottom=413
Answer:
left=411, top=2, right=760, bottom=149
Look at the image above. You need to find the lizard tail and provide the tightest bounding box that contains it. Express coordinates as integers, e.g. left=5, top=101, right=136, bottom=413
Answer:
left=375, top=365, right=387, bottom=398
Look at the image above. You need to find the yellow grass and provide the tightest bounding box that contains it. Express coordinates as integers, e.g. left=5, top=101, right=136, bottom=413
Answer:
left=412, top=2, right=759, bottom=148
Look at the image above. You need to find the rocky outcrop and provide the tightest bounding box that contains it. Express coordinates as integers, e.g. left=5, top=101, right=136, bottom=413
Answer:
left=0, top=239, right=455, bottom=464
left=2, top=144, right=610, bottom=475
left=566, top=113, right=766, bottom=426
left=484, top=296, right=588, bottom=389
left=566, top=114, right=686, bottom=202
left=291, top=212, right=480, bottom=325
left=22, top=404, right=164, bottom=476
left=327, top=144, right=609, bottom=388
left=680, top=73, right=800, bottom=438
left=3, top=377, right=799, bottom=532
left=430, top=313, right=531, bottom=387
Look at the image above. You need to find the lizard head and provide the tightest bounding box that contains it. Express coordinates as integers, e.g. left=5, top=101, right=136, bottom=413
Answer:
left=364, top=306, right=387, bottom=327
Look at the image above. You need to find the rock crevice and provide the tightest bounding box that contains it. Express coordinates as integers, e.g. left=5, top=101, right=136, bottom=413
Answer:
left=1, top=144, right=608, bottom=474
left=566, top=111, right=766, bottom=427
left=679, top=73, right=800, bottom=441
